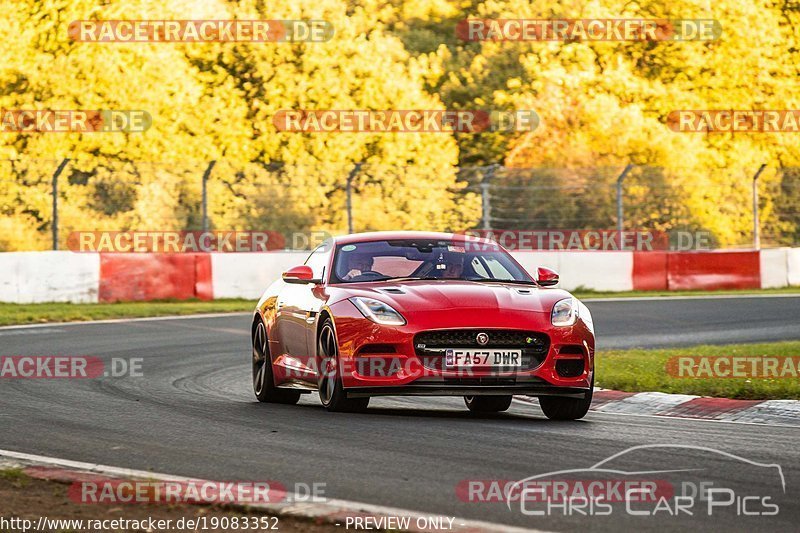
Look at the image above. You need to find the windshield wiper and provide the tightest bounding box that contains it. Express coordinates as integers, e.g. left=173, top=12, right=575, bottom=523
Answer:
left=377, top=276, right=538, bottom=285
left=379, top=276, right=441, bottom=282
left=462, top=278, right=539, bottom=285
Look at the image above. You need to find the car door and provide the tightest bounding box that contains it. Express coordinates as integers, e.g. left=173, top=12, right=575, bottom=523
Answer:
left=275, top=242, right=331, bottom=383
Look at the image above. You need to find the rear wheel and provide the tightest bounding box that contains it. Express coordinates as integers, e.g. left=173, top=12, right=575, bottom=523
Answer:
left=464, top=395, right=513, bottom=413
left=539, top=382, right=593, bottom=420
left=318, top=319, right=369, bottom=413
left=252, top=320, right=300, bottom=404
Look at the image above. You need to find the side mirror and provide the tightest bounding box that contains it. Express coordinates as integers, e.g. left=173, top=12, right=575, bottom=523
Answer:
left=536, top=266, right=559, bottom=287
left=282, top=265, right=320, bottom=284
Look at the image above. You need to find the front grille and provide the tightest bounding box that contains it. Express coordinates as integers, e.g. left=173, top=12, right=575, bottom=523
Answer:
left=414, top=329, right=550, bottom=371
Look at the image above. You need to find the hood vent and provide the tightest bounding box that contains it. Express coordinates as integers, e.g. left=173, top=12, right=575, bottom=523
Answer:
left=377, top=287, right=406, bottom=295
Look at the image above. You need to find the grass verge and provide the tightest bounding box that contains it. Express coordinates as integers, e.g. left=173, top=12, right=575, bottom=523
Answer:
left=597, top=341, right=800, bottom=400
left=0, top=299, right=255, bottom=327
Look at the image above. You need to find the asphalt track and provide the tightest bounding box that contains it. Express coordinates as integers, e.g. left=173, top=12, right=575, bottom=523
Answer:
left=1, top=296, right=799, bottom=532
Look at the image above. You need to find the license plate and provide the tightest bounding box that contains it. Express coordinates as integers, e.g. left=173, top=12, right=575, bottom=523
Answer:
left=444, top=348, right=523, bottom=368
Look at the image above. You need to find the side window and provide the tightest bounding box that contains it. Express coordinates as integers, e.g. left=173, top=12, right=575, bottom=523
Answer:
left=483, top=256, right=514, bottom=280
left=304, top=242, right=331, bottom=280
left=470, top=257, right=490, bottom=278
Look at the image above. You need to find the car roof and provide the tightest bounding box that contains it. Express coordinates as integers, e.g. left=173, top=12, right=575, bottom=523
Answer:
left=331, top=231, right=497, bottom=246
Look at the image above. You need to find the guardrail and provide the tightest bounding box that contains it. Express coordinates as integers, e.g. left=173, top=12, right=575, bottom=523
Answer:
left=1, top=249, right=798, bottom=303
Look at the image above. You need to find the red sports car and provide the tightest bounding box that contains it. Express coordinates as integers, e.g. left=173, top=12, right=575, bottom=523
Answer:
left=251, top=231, right=595, bottom=419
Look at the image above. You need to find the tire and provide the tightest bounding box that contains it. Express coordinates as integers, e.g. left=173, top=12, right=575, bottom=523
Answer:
left=252, top=319, right=301, bottom=404
left=539, top=382, right=593, bottom=420
left=464, top=395, right=513, bottom=413
left=317, top=319, right=369, bottom=413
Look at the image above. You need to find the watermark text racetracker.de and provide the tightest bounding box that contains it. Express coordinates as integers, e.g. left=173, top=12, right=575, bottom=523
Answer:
left=0, top=356, right=142, bottom=379
left=461, top=229, right=713, bottom=251
left=70, top=478, right=325, bottom=505
left=457, top=19, right=721, bottom=41
left=459, top=478, right=673, bottom=504
left=67, top=231, right=332, bottom=252
left=68, top=231, right=284, bottom=253
left=667, top=355, right=800, bottom=379
left=68, top=20, right=334, bottom=42
left=1, top=110, right=151, bottom=133
left=285, top=355, right=548, bottom=380
left=273, top=109, right=538, bottom=133
left=668, top=110, right=800, bottom=133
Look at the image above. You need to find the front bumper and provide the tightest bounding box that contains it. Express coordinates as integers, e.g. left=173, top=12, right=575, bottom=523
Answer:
left=329, top=300, right=595, bottom=393
left=345, top=383, right=589, bottom=399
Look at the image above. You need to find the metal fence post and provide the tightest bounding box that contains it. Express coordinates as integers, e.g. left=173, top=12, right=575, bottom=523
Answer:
left=51, top=158, right=70, bottom=250
left=616, top=164, right=634, bottom=247
left=481, top=164, right=499, bottom=230
left=201, top=160, right=216, bottom=232
left=346, top=162, right=363, bottom=234
left=752, top=163, right=767, bottom=250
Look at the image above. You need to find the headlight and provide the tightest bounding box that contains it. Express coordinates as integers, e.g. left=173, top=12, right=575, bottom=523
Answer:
left=350, top=297, right=406, bottom=326
left=551, top=297, right=578, bottom=327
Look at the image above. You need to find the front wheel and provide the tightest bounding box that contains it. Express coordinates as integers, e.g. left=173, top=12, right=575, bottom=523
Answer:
left=464, top=395, right=513, bottom=413
left=539, top=384, right=593, bottom=420
left=317, top=319, right=369, bottom=413
left=252, top=320, right=300, bottom=404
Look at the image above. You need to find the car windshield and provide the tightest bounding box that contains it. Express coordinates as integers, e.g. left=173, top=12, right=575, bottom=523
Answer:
left=331, top=239, right=534, bottom=284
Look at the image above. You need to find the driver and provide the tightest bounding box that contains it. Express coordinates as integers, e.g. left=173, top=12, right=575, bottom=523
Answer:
left=343, top=253, right=374, bottom=280
left=439, top=253, right=464, bottom=279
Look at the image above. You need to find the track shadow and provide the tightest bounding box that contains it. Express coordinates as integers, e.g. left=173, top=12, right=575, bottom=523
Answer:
left=246, top=397, right=593, bottom=425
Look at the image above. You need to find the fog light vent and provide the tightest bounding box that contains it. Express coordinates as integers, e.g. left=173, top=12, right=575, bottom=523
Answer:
left=555, top=359, right=584, bottom=378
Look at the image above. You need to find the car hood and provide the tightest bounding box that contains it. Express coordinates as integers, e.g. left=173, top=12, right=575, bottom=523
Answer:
left=333, top=280, right=572, bottom=314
